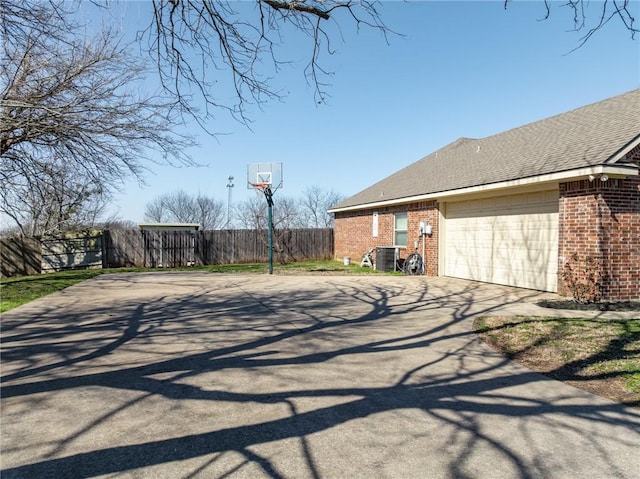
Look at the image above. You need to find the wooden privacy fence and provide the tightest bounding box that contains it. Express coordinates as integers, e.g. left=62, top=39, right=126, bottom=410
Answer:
left=1, top=229, right=334, bottom=276
left=1, top=235, right=102, bottom=277
left=104, top=228, right=334, bottom=268
left=1, top=236, right=41, bottom=277
left=41, top=235, right=103, bottom=273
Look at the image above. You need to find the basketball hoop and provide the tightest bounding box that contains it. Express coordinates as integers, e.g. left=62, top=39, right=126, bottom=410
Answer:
left=247, top=162, right=282, bottom=193
left=251, top=182, right=273, bottom=205
left=247, top=162, right=283, bottom=274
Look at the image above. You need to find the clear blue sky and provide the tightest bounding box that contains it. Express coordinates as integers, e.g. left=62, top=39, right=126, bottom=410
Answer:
left=98, top=1, right=639, bottom=223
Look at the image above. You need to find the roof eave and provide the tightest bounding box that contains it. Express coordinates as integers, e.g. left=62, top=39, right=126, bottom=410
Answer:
left=328, top=164, right=639, bottom=213
left=606, top=134, right=640, bottom=164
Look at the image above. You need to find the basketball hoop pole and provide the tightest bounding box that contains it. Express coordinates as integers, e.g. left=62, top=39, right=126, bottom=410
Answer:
left=262, top=186, right=274, bottom=274
left=247, top=161, right=282, bottom=275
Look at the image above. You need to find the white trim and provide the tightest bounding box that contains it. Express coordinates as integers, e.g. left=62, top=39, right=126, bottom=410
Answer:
left=606, top=135, right=640, bottom=164
left=329, top=164, right=638, bottom=213
left=393, top=212, right=408, bottom=247
left=437, top=203, right=446, bottom=277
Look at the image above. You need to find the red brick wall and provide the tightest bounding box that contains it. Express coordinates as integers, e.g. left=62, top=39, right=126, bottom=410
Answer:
left=559, top=176, right=640, bottom=301
left=334, top=201, right=439, bottom=275
left=336, top=172, right=638, bottom=300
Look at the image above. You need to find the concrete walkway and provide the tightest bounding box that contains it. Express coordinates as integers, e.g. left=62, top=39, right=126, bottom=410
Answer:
left=1, top=273, right=638, bottom=478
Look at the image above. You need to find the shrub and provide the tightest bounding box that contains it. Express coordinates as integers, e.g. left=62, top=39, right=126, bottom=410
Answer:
left=561, top=253, right=603, bottom=304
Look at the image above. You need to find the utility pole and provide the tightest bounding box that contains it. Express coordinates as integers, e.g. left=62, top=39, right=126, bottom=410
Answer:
left=226, top=175, right=234, bottom=227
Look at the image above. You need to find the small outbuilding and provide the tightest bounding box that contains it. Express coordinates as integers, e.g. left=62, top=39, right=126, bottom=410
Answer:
left=330, top=89, right=640, bottom=300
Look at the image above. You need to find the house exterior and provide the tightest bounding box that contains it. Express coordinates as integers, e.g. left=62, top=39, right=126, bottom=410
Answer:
left=330, top=89, right=640, bottom=300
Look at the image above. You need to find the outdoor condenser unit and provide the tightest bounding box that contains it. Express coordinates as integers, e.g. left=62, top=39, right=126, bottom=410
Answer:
left=376, top=247, right=397, bottom=272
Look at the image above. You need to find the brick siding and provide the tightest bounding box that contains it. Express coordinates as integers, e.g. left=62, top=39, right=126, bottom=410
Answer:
left=336, top=173, right=638, bottom=300
left=334, top=201, right=439, bottom=275
left=559, top=175, right=640, bottom=301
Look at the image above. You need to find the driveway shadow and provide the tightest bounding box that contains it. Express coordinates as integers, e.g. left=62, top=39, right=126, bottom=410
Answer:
left=1, top=273, right=639, bottom=478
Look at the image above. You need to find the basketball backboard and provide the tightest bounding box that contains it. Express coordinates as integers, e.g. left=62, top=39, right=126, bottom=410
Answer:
left=247, top=162, right=283, bottom=191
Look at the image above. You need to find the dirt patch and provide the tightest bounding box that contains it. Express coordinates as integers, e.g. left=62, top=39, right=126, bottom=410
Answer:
left=474, top=316, right=640, bottom=408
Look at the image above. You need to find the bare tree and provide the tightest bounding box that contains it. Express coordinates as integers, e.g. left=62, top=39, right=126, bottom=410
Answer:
left=274, top=196, right=303, bottom=230
left=144, top=190, right=225, bottom=230
left=145, top=0, right=637, bottom=128
left=234, top=193, right=302, bottom=264
left=1, top=0, right=196, bottom=235
left=144, top=199, right=169, bottom=224
left=235, top=188, right=343, bottom=230
left=234, top=194, right=300, bottom=230
left=0, top=160, right=112, bottom=236
left=194, top=194, right=226, bottom=230
left=98, top=218, right=138, bottom=231
left=145, top=0, right=390, bottom=127
left=234, top=196, right=267, bottom=230
left=505, top=1, right=638, bottom=49
left=298, top=186, right=345, bottom=228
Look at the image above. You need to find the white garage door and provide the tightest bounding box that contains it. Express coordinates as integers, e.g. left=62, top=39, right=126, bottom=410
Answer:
left=444, top=190, right=558, bottom=292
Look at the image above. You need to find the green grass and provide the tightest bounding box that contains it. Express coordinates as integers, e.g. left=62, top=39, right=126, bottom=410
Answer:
left=475, top=316, right=640, bottom=404
left=625, top=364, right=640, bottom=392
left=0, top=268, right=144, bottom=313
left=201, top=259, right=382, bottom=274
left=0, top=260, right=380, bottom=312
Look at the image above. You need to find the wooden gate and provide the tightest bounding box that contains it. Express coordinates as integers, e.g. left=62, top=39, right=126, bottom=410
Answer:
left=142, top=230, right=196, bottom=268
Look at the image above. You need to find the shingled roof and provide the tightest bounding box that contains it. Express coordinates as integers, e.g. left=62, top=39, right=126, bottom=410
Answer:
left=332, top=89, right=640, bottom=211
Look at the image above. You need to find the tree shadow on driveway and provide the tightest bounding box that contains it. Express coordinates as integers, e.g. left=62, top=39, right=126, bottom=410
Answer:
left=1, top=273, right=639, bottom=478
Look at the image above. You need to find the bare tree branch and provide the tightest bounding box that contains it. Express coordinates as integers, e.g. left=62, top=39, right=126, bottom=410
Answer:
left=0, top=159, right=113, bottom=236
left=298, top=186, right=345, bottom=228
left=1, top=0, right=197, bottom=235
left=569, top=0, right=638, bottom=51
left=261, top=0, right=330, bottom=20
left=504, top=0, right=638, bottom=50
left=144, top=0, right=392, bottom=127
left=144, top=190, right=225, bottom=230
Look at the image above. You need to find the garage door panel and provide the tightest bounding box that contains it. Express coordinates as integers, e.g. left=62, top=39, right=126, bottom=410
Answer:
left=447, top=195, right=558, bottom=219
left=444, top=191, right=558, bottom=292
left=492, top=236, right=557, bottom=250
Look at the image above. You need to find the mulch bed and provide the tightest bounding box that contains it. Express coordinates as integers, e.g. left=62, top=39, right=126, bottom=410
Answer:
left=537, top=300, right=640, bottom=312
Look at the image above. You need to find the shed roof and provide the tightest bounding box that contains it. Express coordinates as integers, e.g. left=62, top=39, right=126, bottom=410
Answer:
left=138, top=223, right=200, bottom=231
left=332, top=89, right=640, bottom=211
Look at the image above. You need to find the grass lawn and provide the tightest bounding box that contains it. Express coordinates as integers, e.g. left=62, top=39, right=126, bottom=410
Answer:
left=0, top=260, right=378, bottom=312
left=0, top=268, right=137, bottom=313
left=474, top=316, right=640, bottom=407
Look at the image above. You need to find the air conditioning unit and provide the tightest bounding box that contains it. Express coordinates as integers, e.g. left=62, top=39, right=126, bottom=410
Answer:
left=376, top=247, right=398, bottom=272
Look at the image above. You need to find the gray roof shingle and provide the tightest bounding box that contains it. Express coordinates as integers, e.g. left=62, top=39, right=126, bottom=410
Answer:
left=333, top=89, right=640, bottom=210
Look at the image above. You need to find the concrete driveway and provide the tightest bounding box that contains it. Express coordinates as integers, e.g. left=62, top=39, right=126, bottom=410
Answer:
left=1, top=273, right=638, bottom=478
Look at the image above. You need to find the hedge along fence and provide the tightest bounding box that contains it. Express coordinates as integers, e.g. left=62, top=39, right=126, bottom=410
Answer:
left=104, top=228, right=334, bottom=268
